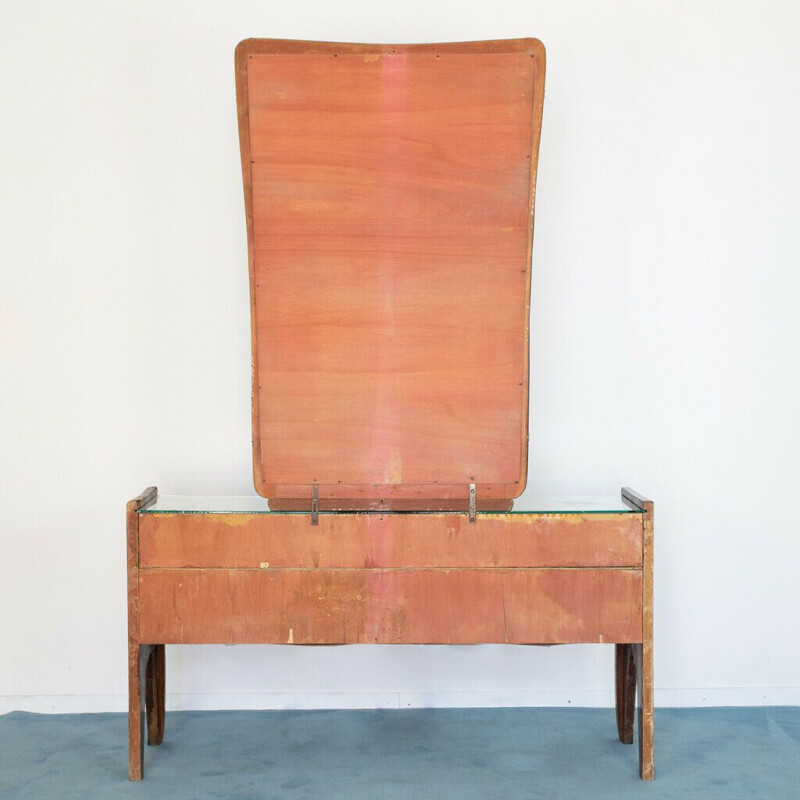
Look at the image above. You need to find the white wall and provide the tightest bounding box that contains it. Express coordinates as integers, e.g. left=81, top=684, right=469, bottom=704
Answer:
left=2, top=0, right=799, bottom=713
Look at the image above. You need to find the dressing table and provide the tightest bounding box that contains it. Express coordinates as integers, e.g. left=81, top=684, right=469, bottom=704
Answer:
left=127, top=37, right=654, bottom=781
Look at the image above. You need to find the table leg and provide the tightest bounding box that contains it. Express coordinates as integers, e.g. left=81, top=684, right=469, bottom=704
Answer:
left=128, top=643, right=151, bottom=781
left=615, top=643, right=636, bottom=744
left=145, top=644, right=166, bottom=745
left=636, top=641, right=654, bottom=779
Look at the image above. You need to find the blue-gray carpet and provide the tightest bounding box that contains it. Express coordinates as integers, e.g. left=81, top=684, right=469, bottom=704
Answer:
left=1, top=707, right=798, bottom=799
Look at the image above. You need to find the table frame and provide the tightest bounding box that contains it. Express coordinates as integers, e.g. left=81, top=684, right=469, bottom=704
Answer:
left=127, top=486, right=654, bottom=780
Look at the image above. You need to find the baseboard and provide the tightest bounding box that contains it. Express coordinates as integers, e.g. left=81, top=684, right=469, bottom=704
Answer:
left=2, top=687, right=799, bottom=715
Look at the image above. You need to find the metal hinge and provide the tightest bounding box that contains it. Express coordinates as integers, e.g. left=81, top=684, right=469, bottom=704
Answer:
left=311, top=484, right=319, bottom=526
left=469, top=483, right=476, bottom=523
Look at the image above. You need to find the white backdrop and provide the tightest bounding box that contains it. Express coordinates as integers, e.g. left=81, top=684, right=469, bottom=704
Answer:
left=2, top=0, right=799, bottom=713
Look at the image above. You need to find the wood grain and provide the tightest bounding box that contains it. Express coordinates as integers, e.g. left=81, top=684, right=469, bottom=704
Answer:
left=126, top=487, right=157, bottom=781
left=638, top=497, right=655, bottom=779
left=615, top=643, right=636, bottom=744
left=139, top=567, right=642, bottom=645
left=266, top=496, right=515, bottom=511
left=235, top=39, right=546, bottom=506
left=139, top=512, right=643, bottom=569
left=145, top=645, right=165, bottom=746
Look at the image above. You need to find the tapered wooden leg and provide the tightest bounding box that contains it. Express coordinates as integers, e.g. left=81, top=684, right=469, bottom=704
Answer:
left=635, top=642, right=654, bottom=780
left=128, top=643, right=151, bottom=781
left=621, top=488, right=655, bottom=780
left=615, top=643, right=636, bottom=744
left=145, top=644, right=166, bottom=746
left=127, top=488, right=158, bottom=781
left=638, top=493, right=655, bottom=780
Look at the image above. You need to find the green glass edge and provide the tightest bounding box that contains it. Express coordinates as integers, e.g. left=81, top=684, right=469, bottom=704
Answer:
left=139, top=508, right=639, bottom=516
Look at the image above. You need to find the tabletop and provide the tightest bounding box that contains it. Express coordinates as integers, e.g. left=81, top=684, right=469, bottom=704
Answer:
left=138, top=495, right=640, bottom=515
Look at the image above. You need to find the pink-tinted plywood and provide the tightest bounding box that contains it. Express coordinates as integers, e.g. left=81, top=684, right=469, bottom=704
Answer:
left=139, top=512, right=642, bottom=569
left=139, top=567, right=641, bottom=645
left=236, top=39, right=546, bottom=506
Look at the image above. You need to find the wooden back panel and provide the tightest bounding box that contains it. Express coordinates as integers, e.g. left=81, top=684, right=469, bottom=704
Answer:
left=235, top=39, right=546, bottom=508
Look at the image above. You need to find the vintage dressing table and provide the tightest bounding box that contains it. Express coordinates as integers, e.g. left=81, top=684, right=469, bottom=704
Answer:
left=127, top=37, right=654, bottom=781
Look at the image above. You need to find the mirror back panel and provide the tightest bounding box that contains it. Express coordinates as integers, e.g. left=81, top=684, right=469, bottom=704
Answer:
left=235, top=38, right=545, bottom=508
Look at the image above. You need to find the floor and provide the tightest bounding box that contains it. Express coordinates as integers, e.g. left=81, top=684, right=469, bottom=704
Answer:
left=1, top=707, right=798, bottom=799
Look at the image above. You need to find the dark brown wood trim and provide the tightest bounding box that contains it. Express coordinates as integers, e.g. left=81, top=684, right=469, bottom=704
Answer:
left=615, top=643, right=636, bottom=744
left=638, top=498, right=655, bottom=779
left=235, top=38, right=545, bottom=57
left=127, top=487, right=157, bottom=781
left=145, top=645, right=166, bottom=746
left=621, top=487, right=651, bottom=512
left=233, top=43, right=265, bottom=497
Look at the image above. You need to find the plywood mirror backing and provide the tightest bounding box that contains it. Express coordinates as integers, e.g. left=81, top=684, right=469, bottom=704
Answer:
left=235, top=39, right=546, bottom=509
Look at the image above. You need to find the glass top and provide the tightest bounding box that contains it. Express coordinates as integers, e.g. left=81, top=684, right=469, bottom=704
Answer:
left=139, top=495, right=639, bottom=515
